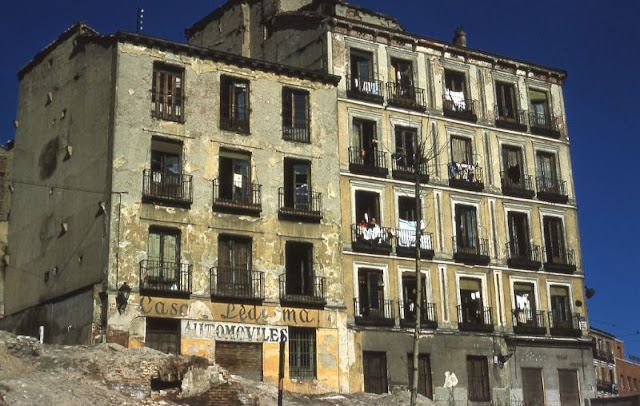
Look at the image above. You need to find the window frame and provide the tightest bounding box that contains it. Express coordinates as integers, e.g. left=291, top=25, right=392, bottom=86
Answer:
left=284, top=241, right=314, bottom=296
left=151, top=63, right=185, bottom=122
left=220, top=75, right=250, bottom=133
left=283, top=158, right=311, bottom=210
left=495, top=81, right=518, bottom=120
left=282, top=87, right=310, bottom=143
left=288, top=327, right=316, bottom=380
left=218, top=148, right=252, bottom=202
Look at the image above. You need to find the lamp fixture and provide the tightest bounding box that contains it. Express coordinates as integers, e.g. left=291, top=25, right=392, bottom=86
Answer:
left=116, top=282, right=131, bottom=314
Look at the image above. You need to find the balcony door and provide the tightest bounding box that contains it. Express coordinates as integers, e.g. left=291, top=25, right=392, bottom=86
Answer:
left=390, top=58, right=414, bottom=95
left=529, top=88, right=550, bottom=124
left=352, top=119, right=378, bottom=166
left=550, top=285, right=571, bottom=327
left=496, top=82, right=517, bottom=120
left=218, top=235, right=252, bottom=296
left=358, top=268, right=385, bottom=318
left=514, top=282, right=537, bottom=324
left=502, top=146, right=524, bottom=187
left=536, top=151, right=558, bottom=190
left=543, top=216, right=565, bottom=263
left=151, top=138, right=182, bottom=197
left=402, top=275, right=426, bottom=320
left=455, top=205, right=478, bottom=251
left=284, top=159, right=311, bottom=209
left=394, top=126, right=417, bottom=169
left=219, top=149, right=251, bottom=203
left=148, top=227, right=180, bottom=282
left=459, top=277, right=483, bottom=324
left=285, top=242, right=313, bottom=296
left=351, top=50, right=374, bottom=85
left=508, top=211, right=530, bottom=258
left=451, top=136, right=473, bottom=165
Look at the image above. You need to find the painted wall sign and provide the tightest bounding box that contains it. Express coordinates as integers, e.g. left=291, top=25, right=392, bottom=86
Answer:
left=182, top=320, right=288, bottom=343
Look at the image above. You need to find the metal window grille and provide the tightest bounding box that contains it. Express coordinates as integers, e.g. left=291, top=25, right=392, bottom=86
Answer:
left=288, top=327, right=316, bottom=379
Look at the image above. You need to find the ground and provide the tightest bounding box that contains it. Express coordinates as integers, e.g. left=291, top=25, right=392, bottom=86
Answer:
left=0, top=331, right=434, bottom=405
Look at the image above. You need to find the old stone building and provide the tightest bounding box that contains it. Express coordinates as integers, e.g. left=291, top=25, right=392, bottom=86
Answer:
left=185, top=0, right=595, bottom=403
left=591, top=327, right=619, bottom=397
left=2, top=21, right=353, bottom=393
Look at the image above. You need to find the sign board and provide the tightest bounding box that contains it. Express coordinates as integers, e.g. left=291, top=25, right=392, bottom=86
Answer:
left=182, top=320, right=288, bottom=343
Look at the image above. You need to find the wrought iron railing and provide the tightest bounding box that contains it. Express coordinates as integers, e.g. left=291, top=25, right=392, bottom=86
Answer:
left=277, top=187, right=322, bottom=220
left=220, top=115, right=249, bottom=133
left=283, top=120, right=310, bottom=143
left=543, top=247, right=576, bottom=271
left=387, top=82, right=426, bottom=110
left=453, top=236, right=490, bottom=258
left=395, top=229, right=433, bottom=257
left=448, top=162, right=483, bottom=187
left=351, top=223, right=393, bottom=254
left=506, top=242, right=542, bottom=268
left=139, top=259, right=192, bottom=295
left=548, top=310, right=582, bottom=336
left=399, top=301, right=437, bottom=327
left=354, top=298, right=394, bottom=323
left=210, top=266, right=264, bottom=301
left=346, top=75, right=384, bottom=102
left=500, top=171, right=535, bottom=194
left=457, top=305, right=493, bottom=330
left=391, top=153, right=428, bottom=181
left=494, top=106, right=527, bottom=128
left=593, top=349, right=615, bottom=364
left=279, top=274, right=325, bottom=305
left=151, top=89, right=184, bottom=122
left=348, top=147, right=387, bottom=173
left=536, top=176, right=566, bottom=195
left=212, top=179, right=261, bottom=213
left=512, top=309, right=546, bottom=333
left=529, top=112, right=559, bottom=133
left=443, top=94, right=477, bottom=119
left=142, top=169, right=193, bottom=205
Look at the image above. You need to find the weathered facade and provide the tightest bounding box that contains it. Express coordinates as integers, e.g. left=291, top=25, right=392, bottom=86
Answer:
left=591, top=327, right=619, bottom=397
left=3, top=22, right=351, bottom=393
left=185, top=0, right=596, bottom=403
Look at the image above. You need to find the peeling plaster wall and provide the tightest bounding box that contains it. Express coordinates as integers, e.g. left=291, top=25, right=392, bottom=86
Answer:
left=5, top=30, right=113, bottom=319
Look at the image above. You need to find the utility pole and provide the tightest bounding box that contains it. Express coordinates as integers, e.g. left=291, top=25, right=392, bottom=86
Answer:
left=410, top=139, right=425, bottom=405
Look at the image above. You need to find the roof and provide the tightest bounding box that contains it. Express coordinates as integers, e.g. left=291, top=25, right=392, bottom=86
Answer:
left=590, top=326, right=617, bottom=339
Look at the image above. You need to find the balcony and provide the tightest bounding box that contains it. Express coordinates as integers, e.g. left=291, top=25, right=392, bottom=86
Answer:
left=348, top=147, right=388, bottom=177
left=548, top=311, right=582, bottom=337
left=399, top=301, right=437, bottom=329
left=536, top=176, right=568, bottom=204
left=391, top=153, right=429, bottom=183
left=351, top=223, right=393, bottom=255
left=346, top=75, right=384, bottom=104
left=596, top=380, right=616, bottom=394
left=500, top=171, right=535, bottom=199
left=453, top=237, right=490, bottom=265
left=443, top=94, right=477, bottom=122
left=512, top=309, right=546, bottom=335
left=354, top=298, right=395, bottom=327
left=278, top=187, right=322, bottom=223
left=529, top=112, right=561, bottom=138
left=448, top=162, right=484, bottom=191
left=593, top=349, right=615, bottom=364
left=212, top=179, right=261, bottom=216
left=279, top=274, right=326, bottom=308
left=395, top=229, right=434, bottom=259
left=457, top=305, right=493, bottom=332
left=283, top=122, right=310, bottom=143
left=494, top=107, right=527, bottom=132
left=210, top=267, right=264, bottom=303
left=543, top=247, right=576, bottom=274
left=506, top=242, right=542, bottom=270
left=386, top=83, right=426, bottom=112
left=220, top=115, right=249, bottom=134
left=142, top=169, right=193, bottom=208
left=139, top=259, right=192, bottom=298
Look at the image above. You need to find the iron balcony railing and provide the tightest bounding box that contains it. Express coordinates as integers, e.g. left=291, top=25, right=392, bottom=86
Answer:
left=399, top=301, right=437, bottom=328
left=220, top=115, right=250, bottom=133
left=151, top=89, right=184, bottom=122
left=512, top=309, right=546, bottom=335
left=500, top=171, right=535, bottom=198
left=593, top=349, right=615, bottom=364
left=536, top=176, right=568, bottom=203
left=386, top=82, right=426, bottom=111
left=351, top=223, right=393, bottom=254
left=506, top=241, right=542, bottom=270
left=210, top=266, right=264, bottom=301
left=529, top=112, right=560, bottom=137
left=348, top=146, right=388, bottom=176
left=391, top=153, right=429, bottom=182
left=346, top=75, right=384, bottom=103
left=442, top=94, right=477, bottom=121
left=548, top=310, right=582, bottom=337
left=142, top=169, right=193, bottom=206
left=452, top=236, right=490, bottom=264
left=543, top=247, right=576, bottom=273
left=212, top=179, right=262, bottom=214
left=277, top=187, right=322, bottom=221
left=278, top=274, right=325, bottom=306
left=494, top=106, right=527, bottom=130
left=448, top=162, right=484, bottom=191
left=457, top=305, right=493, bottom=331
left=283, top=120, right=310, bottom=143
left=596, top=380, right=615, bottom=393
left=354, top=298, right=395, bottom=326
left=395, top=229, right=434, bottom=258
left=139, top=259, right=192, bottom=296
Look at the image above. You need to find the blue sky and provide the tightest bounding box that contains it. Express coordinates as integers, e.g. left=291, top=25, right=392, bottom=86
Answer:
left=2, top=1, right=639, bottom=355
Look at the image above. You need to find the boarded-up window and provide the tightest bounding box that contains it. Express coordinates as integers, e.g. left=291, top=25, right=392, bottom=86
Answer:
left=522, top=368, right=545, bottom=406
left=407, top=353, right=433, bottom=399
left=146, top=318, right=180, bottom=354
left=466, top=356, right=490, bottom=401
left=363, top=351, right=388, bottom=394
left=558, top=369, right=580, bottom=406
left=215, top=342, right=262, bottom=381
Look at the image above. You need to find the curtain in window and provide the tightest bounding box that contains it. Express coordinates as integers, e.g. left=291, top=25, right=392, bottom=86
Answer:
left=455, top=205, right=477, bottom=249
left=451, top=137, right=472, bottom=164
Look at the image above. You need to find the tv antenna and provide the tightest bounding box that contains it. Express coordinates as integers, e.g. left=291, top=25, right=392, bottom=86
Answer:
left=136, top=7, right=144, bottom=33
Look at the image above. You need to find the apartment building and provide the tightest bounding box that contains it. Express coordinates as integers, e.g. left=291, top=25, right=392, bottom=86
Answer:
left=1, top=22, right=352, bottom=393
left=616, top=338, right=640, bottom=396
left=187, top=0, right=596, bottom=403
left=591, top=327, right=619, bottom=397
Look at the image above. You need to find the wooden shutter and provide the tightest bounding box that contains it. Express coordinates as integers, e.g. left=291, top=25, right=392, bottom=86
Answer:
left=522, top=368, right=545, bottom=406
left=558, top=369, right=580, bottom=406
left=466, top=356, right=490, bottom=401
left=363, top=352, right=388, bottom=394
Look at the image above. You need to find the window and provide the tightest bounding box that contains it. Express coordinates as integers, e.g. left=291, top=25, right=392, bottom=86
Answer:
left=148, top=138, right=183, bottom=200
left=390, top=58, right=414, bottom=96
left=459, top=277, right=483, bottom=324
left=151, top=63, right=184, bottom=121
left=352, top=118, right=379, bottom=167
left=145, top=318, right=180, bottom=354
left=145, top=227, right=181, bottom=290
left=284, top=242, right=313, bottom=297
left=282, top=88, right=310, bottom=142
left=543, top=216, right=566, bottom=263
left=349, top=49, right=381, bottom=98
left=508, top=211, right=530, bottom=258
left=394, top=126, right=417, bottom=170
left=396, top=196, right=431, bottom=252
left=529, top=88, right=550, bottom=125
left=496, top=82, right=517, bottom=120
left=502, top=145, right=525, bottom=188
left=358, top=268, right=385, bottom=318
left=218, top=149, right=251, bottom=203
left=466, top=356, right=490, bottom=401
left=401, top=274, right=426, bottom=320
left=217, top=235, right=252, bottom=297
left=220, top=76, right=249, bottom=132
left=455, top=205, right=478, bottom=251
left=536, top=151, right=558, bottom=188
left=451, top=136, right=473, bottom=164
left=289, top=327, right=316, bottom=379
left=407, top=353, right=433, bottom=399
left=550, top=285, right=571, bottom=325
left=355, top=190, right=381, bottom=226
left=283, top=158, right=311, bottom=209
left=514, top=282, right=537, bottom=323
left=444, top=70, right=467, bottom=110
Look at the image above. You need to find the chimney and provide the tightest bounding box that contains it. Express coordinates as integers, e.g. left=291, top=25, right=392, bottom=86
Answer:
left=452, top=27, right=467, bottom=47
